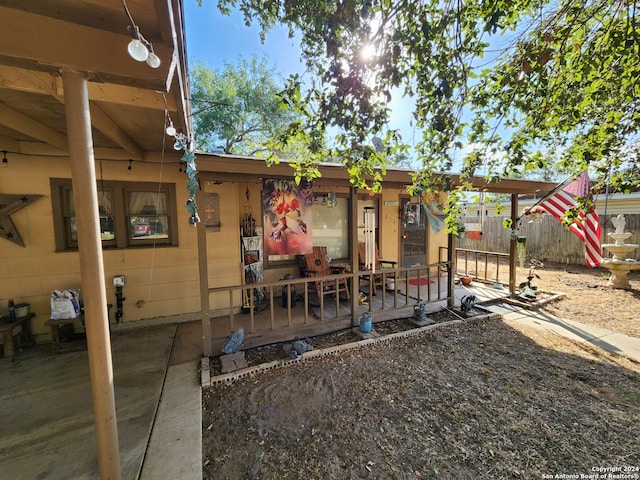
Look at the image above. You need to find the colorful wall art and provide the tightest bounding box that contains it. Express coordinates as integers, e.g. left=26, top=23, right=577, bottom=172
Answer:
left=262, top=179, right=313, bottom=255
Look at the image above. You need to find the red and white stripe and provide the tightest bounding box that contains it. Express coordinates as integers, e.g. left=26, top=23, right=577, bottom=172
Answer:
left=538, top=172, right=602, bottom=268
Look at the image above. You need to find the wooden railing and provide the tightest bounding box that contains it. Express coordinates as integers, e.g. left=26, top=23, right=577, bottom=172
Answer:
left=205, top=261, right=451, bottom=343
left=448, top=247, right=510, bottom=284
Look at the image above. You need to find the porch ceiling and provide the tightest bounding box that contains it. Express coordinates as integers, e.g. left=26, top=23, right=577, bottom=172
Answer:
left=197, top=153, right=559, bottom=196
left=0, top=0, right=190, bottom=161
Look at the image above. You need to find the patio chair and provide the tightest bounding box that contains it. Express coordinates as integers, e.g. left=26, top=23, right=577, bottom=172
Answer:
left=358, top=242, right=397, bottom=293
left=302, top=246, right=350, bottom=302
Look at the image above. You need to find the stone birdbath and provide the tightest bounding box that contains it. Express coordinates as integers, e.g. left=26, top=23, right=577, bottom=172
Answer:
left=601, top=214, right=640, bottom=289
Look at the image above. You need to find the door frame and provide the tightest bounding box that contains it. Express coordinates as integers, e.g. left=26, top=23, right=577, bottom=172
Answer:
left=399, top=196, right=429, bottom=268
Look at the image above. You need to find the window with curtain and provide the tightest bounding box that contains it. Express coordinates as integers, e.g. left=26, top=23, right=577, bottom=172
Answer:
left=127, top=190, right=169, bottom=241
left=51, top=178, right=177, bottom=250
left=312, top=196, right=349, bottom=259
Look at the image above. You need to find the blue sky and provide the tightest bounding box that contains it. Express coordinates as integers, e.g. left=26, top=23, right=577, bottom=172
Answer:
left=182, top=3, right=535, bottom=176
left=183, top=1, right=422, bottom=158
left=184, top=2, right=305, bottom=80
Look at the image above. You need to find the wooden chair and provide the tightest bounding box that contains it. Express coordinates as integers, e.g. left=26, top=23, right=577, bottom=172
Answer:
left=302, top=246, right=350, bottom=302
left=358, top=242, right=397, bottom=293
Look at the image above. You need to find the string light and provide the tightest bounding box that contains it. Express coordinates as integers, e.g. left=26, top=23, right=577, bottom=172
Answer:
left=165, top=118, right=176, bottom=137
left=145, top=44, right=161, bottom=69
left=161, top=91, right=200, bottom=226
left=127, top=159, right=132, bottom=174
left=1, top=151, right=7, bottom=167
left=127, top=26, right=148, bottom=62
left=122, top=0, right=160, bottom=69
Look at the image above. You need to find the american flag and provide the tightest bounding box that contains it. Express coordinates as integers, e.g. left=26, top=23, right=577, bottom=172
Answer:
left=538, top=172, right=602, bottom=268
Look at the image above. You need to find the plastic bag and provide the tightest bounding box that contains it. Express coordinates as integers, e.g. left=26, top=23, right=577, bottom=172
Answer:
left=50, top=289, right=81, bottom=320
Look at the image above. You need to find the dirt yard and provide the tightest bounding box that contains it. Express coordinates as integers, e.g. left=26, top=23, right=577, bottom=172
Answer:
left=202, top=263, right=640, bottom=479
left=529, top=262, right=640, bottom=338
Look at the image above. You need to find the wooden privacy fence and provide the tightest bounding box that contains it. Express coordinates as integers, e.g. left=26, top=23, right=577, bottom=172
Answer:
left=458, top=213, right=640, bottom=265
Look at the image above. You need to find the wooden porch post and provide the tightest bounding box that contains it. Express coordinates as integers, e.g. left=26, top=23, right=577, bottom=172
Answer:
left=196, top=187, right=212, bottom=357
left=509, top=194, right=519, bottom=293
left=350, top=187, right=360, bottom=326
left=447, top=229, right=456, bottom=308
left=62, top=70, right=121, bottom=480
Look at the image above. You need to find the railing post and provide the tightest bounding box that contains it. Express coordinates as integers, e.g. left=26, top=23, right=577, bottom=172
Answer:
left=447, top=232, right=456, bottom=308
left=509, top=194, right=518, bottom=293
left=349, top=187, right=360, bottom=326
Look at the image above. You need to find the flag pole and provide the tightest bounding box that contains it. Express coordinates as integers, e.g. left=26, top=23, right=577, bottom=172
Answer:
left=514, top=175, right=573, bottom=226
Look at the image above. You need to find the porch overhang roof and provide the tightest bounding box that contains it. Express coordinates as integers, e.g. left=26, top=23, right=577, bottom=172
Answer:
left=197, top=152, right=559, bottom=196
left=0, top=0, right=191, bottom=161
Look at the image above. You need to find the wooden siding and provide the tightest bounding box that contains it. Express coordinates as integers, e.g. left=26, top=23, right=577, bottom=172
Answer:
left=1, top=156, right=453, bottom=343
left=0, top=153, right=202, bottom=340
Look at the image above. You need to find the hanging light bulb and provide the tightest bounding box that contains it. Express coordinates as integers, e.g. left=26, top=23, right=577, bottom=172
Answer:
left=1, top=151, right=7, bottom=167
left=146, top=49, right=161, bottom=68
left=127, top=30, right=149, bottom=62
left=127, top=160, right=132, bottom=174
left=124, top=1, right=161, bottom=69
left=165, top=119, right=176, bottom=137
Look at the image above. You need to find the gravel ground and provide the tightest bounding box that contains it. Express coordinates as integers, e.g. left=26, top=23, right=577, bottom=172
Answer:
left=202, top=263, right=640, bottom=479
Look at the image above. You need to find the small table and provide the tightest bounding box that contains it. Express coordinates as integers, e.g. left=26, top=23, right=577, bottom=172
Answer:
left=0, top=313, right=35, bottom=362
left=45, top=304, right=113, bottom=352
left=45, top=317, right=85, bottom=353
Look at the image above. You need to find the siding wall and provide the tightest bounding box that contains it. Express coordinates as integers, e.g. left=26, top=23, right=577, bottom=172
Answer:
left=0, top=153, right=203, bottom=340
left=2, top=156, right=444, bottom=342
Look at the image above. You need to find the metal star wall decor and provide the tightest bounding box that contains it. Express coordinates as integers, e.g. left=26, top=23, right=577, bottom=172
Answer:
left=0, top=194, right=43, bottom=247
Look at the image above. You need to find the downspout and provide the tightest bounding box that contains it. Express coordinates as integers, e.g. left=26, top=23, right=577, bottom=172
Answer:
left=350, top=187, right=360, bottom=326
left=62, top=70, right=121, bottom=480
left=509, top=194, right=518, bottom=293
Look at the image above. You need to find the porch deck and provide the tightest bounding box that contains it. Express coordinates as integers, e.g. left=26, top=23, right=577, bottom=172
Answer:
left=208, top=275, right=510, bottom=354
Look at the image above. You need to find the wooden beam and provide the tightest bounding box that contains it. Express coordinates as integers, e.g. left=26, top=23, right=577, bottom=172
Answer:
left=0, top=140, right=134, bottom=161
left=89, top=104, right=145, bottom=160
left=0, top=5, right=173, bottom=91
left=0, top=66, right=177, bottom=111
left=85, top=82, right=176, bottom=111
left=0, top=66, right=56, bottom=95
left=6, top=70, right=146, bottom=159
left=15, top=141, right=132, bottom=161
left=0, top=102, right=68, bottom=150
left=0, top=134, right=21, bottom=152
left=0, top=66, right=145, bottom=159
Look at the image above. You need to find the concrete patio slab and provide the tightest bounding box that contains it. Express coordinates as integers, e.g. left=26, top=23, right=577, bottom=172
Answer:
left=0, top=325, right=175, bottom=480
left=140, top=361, right=202, bottom=480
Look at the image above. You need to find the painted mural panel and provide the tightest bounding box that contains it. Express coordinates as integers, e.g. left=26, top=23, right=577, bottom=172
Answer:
left=262, top=179, right=313, bottom=255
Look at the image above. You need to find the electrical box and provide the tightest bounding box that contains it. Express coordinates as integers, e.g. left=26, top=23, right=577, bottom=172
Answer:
left=112, top=275, right=126, bottom=287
